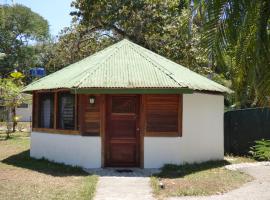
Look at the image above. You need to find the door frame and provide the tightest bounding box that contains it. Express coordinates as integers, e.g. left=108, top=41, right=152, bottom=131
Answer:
left=102, top=94, right=143, bottom=168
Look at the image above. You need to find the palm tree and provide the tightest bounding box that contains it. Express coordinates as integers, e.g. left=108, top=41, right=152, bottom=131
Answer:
left=197, top=0, right=270, bottom=107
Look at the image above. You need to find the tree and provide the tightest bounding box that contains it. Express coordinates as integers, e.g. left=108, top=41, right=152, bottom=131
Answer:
left=0, top=4, right=49, bottom=76
left=198, top=0, right=270, bottom=107
left=69, top=0, right=215, bottom=76
left=0, top=71, right=25, bottom=138
left=44, top=24, right=115, bottom=73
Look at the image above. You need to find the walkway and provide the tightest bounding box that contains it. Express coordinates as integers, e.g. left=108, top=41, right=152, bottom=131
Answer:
left=85, top=168, right=158, bottom=200
left=86, top=163, right=270, bottom=200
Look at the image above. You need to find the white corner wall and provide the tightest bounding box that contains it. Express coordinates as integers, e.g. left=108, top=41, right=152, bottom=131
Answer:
left=144, top=93, right=224, bottom=168
left=30, top=132, right=101, bottom=168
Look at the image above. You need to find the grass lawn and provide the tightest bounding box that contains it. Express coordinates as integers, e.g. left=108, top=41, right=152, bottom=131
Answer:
left=151, top=159, right=253, bottom=199
left=0, top=131, right=98, bottom=200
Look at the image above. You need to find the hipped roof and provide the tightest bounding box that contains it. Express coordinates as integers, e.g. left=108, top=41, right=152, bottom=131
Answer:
left=23, top=39, right=232, bottom=94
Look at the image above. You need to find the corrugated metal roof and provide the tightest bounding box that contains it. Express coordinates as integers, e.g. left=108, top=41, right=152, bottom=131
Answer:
left=23, top=39, right=232, bottom=93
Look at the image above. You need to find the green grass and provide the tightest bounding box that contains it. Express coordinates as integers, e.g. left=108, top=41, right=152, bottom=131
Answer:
left=0, top=132, right=98, bottom=200
left=0, top=121, right=31, bottom=132
left=151, top=160, right=253, bottom=199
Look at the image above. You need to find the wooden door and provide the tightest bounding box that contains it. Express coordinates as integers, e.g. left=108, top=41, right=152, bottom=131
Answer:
left=105, top=95, right=140, bottom=167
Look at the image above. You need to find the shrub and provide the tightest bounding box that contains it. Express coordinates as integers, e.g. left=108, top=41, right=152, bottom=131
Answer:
left=249, top=139, right=270, bottom=161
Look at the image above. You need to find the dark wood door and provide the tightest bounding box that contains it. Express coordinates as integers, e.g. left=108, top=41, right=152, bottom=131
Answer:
left=105, top=95, right=140, bottom=167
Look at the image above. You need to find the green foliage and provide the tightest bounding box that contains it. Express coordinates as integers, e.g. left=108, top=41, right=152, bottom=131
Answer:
left=0, top=4, right=49, bottom=75
left=68, top=0, right=215, bottom=76
left=0, top=73, right=25, bottom=136
left=0, top=77, right=24, bottom=108
left=44, top=24, right=114, bottom=73
left=199, top=0, right=270, bottom=107
left=249, top=139, right=270, bottom=161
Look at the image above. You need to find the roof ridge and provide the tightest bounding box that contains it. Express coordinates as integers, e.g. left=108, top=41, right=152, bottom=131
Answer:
left=126, top=41, right=188, bottom=88
left=127, top=40, right=230, bottom=92
left=73, top=40, right=125, bottom=88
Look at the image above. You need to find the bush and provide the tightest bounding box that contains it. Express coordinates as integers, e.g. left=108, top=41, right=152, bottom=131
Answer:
left=249, top=139, right=270, bottom=161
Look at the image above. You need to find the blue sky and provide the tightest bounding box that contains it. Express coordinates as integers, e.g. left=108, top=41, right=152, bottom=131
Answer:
left=5, top=0, right=74, bottom=36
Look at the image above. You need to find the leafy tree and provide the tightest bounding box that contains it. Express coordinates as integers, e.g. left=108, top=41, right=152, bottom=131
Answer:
left=0, top=71, right=25, bottom=138
left=0, top=4, right=49, bottom=76
left=69, top=0, right=216, bottom=76
left=44, top=24, right=115, bottom=73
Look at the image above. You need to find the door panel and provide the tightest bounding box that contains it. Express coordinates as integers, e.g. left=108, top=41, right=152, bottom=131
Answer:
left=110, top=143, right=137, bottom=164
left=106, top=95, right=140, bottom=167
left=110, top=119, right=136, bottom=138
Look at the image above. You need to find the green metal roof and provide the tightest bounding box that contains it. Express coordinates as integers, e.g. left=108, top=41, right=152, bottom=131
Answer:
left=23, top=39, right=232, bottom=93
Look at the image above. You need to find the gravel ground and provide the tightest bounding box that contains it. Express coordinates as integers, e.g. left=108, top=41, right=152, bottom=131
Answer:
left=225, top=161, right=270, bottom=170
left=168, top=164, right=270, bottom=200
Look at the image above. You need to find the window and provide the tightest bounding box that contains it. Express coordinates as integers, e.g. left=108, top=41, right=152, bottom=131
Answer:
left=38, top=93, right=54, bottom=128
left=58, top=93, right=75, bottom=130
left=111, top=96, right=136, bottom=113
left=145, top=94, right=182, bottom=136
left=34, top=91, right=77, bottom=131
left=17, top=103, right=28, bottom=108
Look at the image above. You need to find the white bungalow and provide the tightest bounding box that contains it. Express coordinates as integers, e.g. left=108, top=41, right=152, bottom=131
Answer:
left=23, top=39, right=231, bottom=168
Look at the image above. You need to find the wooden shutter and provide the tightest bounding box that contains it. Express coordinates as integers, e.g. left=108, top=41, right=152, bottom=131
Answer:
left=145, top=94, right=182, bottom=137
left=79, top=94, right=101, bottom=136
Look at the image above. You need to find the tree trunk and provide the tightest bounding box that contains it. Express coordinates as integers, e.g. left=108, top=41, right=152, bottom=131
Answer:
left=6, top=130, right=10, bottom=139
left=5, top=107, right=11, bottom=139
left=12, top=106, right=16, bottom=133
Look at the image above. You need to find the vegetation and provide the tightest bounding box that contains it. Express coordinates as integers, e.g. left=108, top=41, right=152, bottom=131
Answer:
left=69, top=0, right=213, bottom=75
left=200, top=0, right=270, bottom=106
left=0, top=71, right=26, bottom=137
left=151, top=160, right=252, bottom=198
left=0, top=4, right=49, bottom=77
left=0, top=132, right=98, bottom=200
left=44, top=25, right=114, bottom=73
left=250, top=139, right=270, bottom=161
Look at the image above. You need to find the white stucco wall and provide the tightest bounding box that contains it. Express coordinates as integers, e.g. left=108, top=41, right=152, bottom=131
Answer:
left=30, top=132, right=101, bottom=168
left=144, top=93, right=224, bottom=168
left=30, top=92, right=224, bottom=169
left=16, top=104, right=32, bottom=122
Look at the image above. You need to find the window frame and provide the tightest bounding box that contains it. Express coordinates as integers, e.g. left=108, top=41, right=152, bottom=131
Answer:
left=32, top=90, right=79, bottom=134
left=57, top=92, right=76, bottom=130
left=38, top=92, right=55, bottom=129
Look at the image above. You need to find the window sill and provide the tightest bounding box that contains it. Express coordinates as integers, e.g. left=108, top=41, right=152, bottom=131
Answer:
left=32, top=128, right=80, bottom=135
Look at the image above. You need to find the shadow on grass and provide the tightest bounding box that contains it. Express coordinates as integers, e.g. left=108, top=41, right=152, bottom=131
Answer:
left=154, top=160, right=231, bottom=179
left=2, top=150, right=89, bottom=177
left=0, top=132, right=30, bottom=141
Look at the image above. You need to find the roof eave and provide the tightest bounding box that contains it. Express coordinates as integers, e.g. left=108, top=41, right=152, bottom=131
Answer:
left=71, top=88, right=194, bottom=94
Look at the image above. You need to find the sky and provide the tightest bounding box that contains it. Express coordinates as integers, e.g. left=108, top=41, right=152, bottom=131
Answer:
left=4, top=0, right=74, bottom=37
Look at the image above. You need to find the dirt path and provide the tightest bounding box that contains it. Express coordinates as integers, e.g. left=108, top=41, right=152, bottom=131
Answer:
left=168, top=165, right=270, bottom=200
